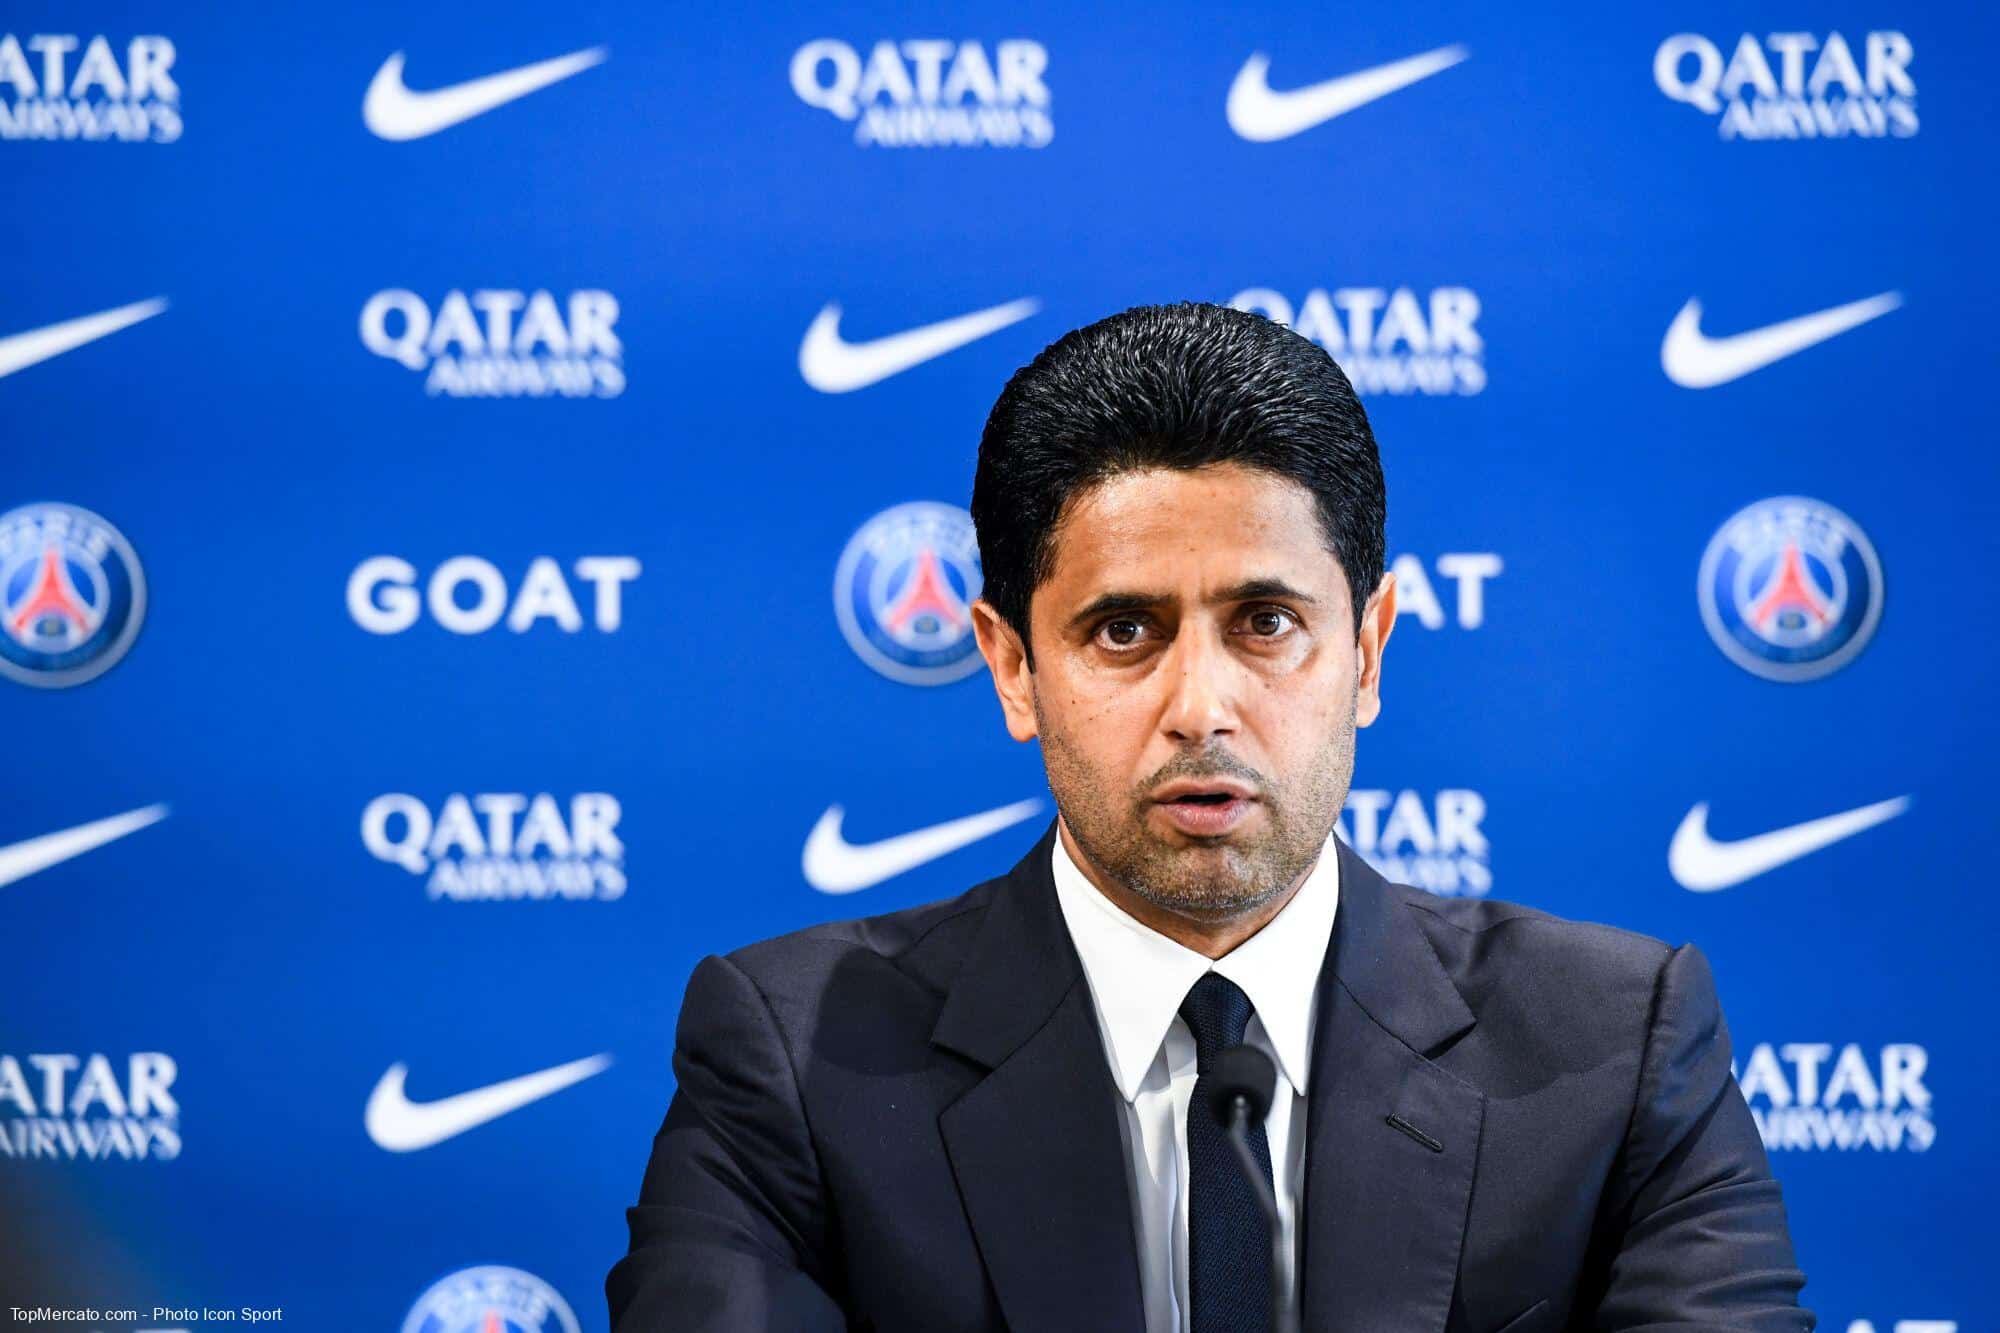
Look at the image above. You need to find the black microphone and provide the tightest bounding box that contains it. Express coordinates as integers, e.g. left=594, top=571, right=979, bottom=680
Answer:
left=1206, top=1043, right=1297, bottom=1333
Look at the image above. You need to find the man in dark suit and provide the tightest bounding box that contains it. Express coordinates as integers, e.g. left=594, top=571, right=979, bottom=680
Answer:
left=608, top=303, right=1813, bottom=1331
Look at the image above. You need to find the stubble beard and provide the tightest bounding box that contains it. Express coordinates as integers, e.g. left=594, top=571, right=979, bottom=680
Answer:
left=1037, top=687, right=1358, bottom=925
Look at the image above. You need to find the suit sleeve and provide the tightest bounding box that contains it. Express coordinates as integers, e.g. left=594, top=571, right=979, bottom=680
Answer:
left=1590, top=942, right=1816, bottom=1331
left=606, top=953, right=847, bottom=1331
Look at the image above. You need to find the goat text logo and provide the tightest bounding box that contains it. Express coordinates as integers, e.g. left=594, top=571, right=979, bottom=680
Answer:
left=348, top=556, right=639, bottom=635
left=1389, top=553, right=1502, bottom=630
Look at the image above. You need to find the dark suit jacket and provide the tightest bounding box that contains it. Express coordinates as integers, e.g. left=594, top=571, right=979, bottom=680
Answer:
left=608, top=818, right=1813, bottom=1332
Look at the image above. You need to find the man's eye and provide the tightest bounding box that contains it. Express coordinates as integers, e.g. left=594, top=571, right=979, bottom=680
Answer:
left=1244, top=608, right=1298, bottom=637
left=1098, top=618, right=1150, bottom=648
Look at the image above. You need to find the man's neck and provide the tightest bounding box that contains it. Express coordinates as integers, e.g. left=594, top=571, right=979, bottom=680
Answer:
left=1057, top=818, right=1311, bottom=960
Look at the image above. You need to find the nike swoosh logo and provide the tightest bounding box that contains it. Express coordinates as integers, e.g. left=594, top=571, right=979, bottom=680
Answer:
left=364, top=1053, right=612, bottom=1152
left=363, top=47, right=607, bottom=141
left=0, top=300, right=169, bottom=380
left=1660, top=292, right=1903, bottom=389
left=1669, top=796, right=1911, bottom=891
left=1227, top=46, right=1469, bottom=142
left=0, top=805, right=170, bottom=889
left=798, top=299, right=1039, bottom=393
left=803, top=799, right=1043, bottom=893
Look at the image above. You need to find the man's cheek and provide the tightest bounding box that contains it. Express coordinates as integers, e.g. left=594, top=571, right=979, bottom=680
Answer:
left=1061, top=685, right=1138, bottom=735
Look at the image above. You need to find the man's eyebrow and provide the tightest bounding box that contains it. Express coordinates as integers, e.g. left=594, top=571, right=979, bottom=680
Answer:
left=1064, top=578, right=1321, bottom=628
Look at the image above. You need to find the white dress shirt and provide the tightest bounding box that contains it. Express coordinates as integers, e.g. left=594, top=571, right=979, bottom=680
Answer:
left=1050, top=822, right=1341, bottom=1333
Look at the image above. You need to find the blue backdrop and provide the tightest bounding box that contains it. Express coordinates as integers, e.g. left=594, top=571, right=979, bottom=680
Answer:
left=3, top=3, right=1993, bottom=1330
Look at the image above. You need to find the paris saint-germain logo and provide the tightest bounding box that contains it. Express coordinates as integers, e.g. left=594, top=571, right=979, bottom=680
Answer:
left=401, top=1264, right=582, bottom=1333
left=0, top=501, right=147, bottom=689
left=1697, top=496, right=1883, bottom=683
left=834, top=500, right=984, bottom=685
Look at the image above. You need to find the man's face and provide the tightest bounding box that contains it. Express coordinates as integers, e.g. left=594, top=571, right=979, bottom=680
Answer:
left=972, top=462, right=1396, bottom=924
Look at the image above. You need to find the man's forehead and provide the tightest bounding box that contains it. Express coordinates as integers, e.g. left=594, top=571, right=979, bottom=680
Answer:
left=1043, top=465, right=1343, bottom=599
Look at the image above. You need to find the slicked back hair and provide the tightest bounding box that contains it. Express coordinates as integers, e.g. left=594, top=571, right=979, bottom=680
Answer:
left=970, top=301, right=1386, bottom=671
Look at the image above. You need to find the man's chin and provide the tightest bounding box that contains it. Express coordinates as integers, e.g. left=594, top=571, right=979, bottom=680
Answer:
left=1123, top=869, right=1287, bottom=923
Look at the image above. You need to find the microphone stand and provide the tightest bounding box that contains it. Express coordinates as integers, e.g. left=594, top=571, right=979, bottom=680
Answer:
left=1224, top=1091, right=1298, bottom=1333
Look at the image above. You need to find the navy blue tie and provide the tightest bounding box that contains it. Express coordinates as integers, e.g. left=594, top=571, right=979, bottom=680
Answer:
left=1179, top=972, right=1276, bottom=1332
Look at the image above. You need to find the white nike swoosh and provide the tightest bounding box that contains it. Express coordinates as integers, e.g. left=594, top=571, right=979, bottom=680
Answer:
left=1226, top=46, right=1469, bottom=142
left=364, top=1053, right=612, bottom=1152
left=363, top=47, right=607, bottom=141
left=0, top=805, right=170, bottom=889
left=1660, top=292, right=1903, bottom=389
left=0, top=300, right=169, bottom=380
left=803, top=799, right=1043, bottom=893
left=798, top=299, right=1040, bottom=393
left=1669, top=796, right=1911, bottom=891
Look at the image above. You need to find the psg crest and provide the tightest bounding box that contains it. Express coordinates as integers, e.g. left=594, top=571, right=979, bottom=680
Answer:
left=0, top=501, right=147, bottom=688
left=1697, top=495, right=1884, bottom=683
left=833, top=500, right=985, bottom=685
left=400, top=1264, right=582, bottom=1333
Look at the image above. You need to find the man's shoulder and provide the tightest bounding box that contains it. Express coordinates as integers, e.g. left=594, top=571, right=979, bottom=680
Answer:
left=714, top=872, right=1005, bottom=1015
left=1386, top=881, right=1692, bottom=1029
left=1397, top=883, right=1677, bottom=969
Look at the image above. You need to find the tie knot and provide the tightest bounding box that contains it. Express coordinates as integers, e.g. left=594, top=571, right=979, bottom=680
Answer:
left=1178, top=972, right=1254, bottom=1065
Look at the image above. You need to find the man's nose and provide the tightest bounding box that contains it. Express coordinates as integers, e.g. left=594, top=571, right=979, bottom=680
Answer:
left=1159, top=625, right=1238, bottom=741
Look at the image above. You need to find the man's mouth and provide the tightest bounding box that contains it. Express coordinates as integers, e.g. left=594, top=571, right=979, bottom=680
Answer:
left=1152, top=785, right=1258, bottom=835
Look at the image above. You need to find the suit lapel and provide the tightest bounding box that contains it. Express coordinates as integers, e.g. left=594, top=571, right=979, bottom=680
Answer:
left=1299, top=836, right=1486, bottom=1333
left=929, top=821, right=1484, bottom=1331
left=933, top=817, right=1147, bottom=1333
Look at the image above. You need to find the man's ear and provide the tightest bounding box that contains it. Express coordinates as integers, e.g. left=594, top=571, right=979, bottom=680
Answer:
left=1355, top=570, right=1397, bottom=727
left=971, top=598, right=1040, bottom=742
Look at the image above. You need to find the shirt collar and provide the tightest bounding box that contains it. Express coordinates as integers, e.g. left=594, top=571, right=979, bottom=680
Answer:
left=1050, top=819, right=1341, bottom=1104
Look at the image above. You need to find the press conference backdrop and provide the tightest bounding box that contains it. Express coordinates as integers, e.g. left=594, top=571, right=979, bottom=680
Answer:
left=3, top=3, right=1996, bottom=1329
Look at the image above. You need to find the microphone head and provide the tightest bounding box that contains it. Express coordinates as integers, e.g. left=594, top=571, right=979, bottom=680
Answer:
left=1206, top=1043, right=1279, bottom=1126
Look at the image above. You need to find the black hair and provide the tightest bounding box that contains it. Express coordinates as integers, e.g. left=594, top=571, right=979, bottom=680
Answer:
left=970, top=301, right=1386, bottom=670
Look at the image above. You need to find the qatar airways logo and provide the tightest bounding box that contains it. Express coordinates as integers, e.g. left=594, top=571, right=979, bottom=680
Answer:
left=791, top=39, right=1052, bottom=148
left=1338, top=789, right=1490, bottom=898
left=360, top=289, right=624, bottom=398
left=1229, top=287, right=1484, bottom=396
left=1735, top=1042, right=1934, bottom=1152
left=363, top=793, right=626, bottom=902
left=0, top=34, right=181, bottom=142
left=348, top=556, right=640, bottom=635
left=0, top=1053, right=179, bottom=1161
left=1655, top=32, right=1916, bottom=140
